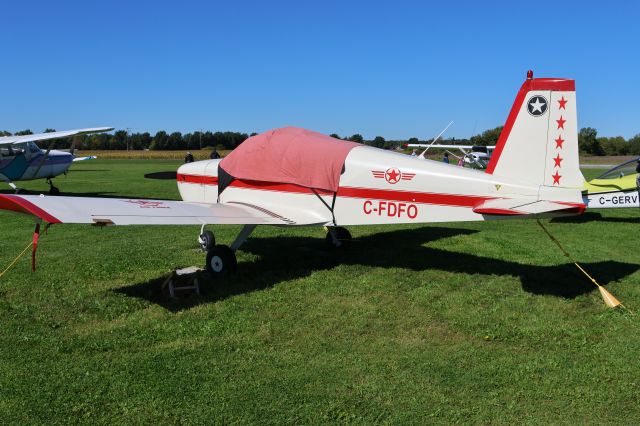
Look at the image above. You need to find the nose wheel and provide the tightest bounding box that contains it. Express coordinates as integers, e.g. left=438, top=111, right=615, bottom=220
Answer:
left=326, top=226, right=352, bottom=248
left=47, top=178, right=60, bottom=196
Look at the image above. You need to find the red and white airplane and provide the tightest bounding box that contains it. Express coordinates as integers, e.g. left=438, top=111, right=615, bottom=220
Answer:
left=0, top=71, right=586, bottom=275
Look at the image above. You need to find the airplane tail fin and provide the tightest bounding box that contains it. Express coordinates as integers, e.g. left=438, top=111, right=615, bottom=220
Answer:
left=485, top=71, right=584, bottom=189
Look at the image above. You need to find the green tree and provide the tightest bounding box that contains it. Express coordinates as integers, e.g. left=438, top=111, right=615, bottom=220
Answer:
left=470, top=126, right=503, bottom=146
left=578, top=127, right=604, bottom=155
left=0, top=131, right=12, bottom=136
left=150, top=131, right=168, bottom=150
left=348, top=134, right=364, bottom=143
left=14, top=129, right=33, bottom=136
left=370, top=136, right=386, bottom=148
left=329, top=133, right=341, bottom=140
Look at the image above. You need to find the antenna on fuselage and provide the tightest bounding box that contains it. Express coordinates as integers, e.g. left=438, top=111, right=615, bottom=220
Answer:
left=418, top=120, right=454, bottom=160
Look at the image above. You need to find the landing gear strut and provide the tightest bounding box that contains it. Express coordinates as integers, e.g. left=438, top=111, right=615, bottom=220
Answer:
left=47, top=178, right=60, bottom=196
left=201, top=225, right=256, bottom=276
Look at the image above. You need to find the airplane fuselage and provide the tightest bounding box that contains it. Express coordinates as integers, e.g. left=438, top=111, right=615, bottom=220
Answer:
left=0, top=144, right=73, bottom=182
left=177, top=146, right=584, bottom=226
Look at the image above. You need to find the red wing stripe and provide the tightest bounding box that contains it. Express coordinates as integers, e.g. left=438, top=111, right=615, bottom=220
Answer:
left=0, top=195, right=61, bottom=223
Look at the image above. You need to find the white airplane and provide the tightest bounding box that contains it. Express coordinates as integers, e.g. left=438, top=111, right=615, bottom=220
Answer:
left=0, top=128, right=113, bottom=194
left=0, top=72, right=587, bottom=276
left=408, top=143, right=496, bottom=169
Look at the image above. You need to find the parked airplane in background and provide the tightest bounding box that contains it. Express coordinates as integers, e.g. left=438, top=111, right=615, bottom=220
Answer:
left=408, top=142, right=496, bottom=169
left=0, top=128, right=113, bottom=194
left=0, top=72, right=587, bottom=276
left=583, top=157, right=640, bottom=208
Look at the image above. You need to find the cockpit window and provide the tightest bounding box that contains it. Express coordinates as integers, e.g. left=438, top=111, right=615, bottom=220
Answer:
left=596, top=157, right=640, bottom=180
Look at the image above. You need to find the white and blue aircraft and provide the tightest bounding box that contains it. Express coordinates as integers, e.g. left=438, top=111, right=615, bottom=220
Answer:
left=0, top=127, right=112, bottom=194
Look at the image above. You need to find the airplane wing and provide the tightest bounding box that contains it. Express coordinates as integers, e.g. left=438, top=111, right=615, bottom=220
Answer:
left=0, top=127, right=113, bottom=146
left=407, top=144, right=475, bottom=149
left=0, top=194, right=297, bottom=225
left=407, top=144, right=497, bottom=149
left=473, top=198, right=585, bottom=216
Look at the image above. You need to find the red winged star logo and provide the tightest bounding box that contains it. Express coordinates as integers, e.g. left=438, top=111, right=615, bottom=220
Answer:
left=371, top=168, right=415, bottom=185
left=124, top=200, right=170, bottom=209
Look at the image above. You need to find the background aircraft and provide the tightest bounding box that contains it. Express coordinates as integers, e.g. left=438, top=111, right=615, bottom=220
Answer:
left=0, top=73, right=588, bottom=276
left=583, top=157, right=640, bottom=208
left=408, top=143, right=496, bottom=169
left=0, top=127, right=113, bottom=194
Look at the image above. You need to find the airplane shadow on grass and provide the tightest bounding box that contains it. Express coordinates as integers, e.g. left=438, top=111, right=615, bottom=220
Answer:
left=115, top=226, right=640, bottom=312
left=551, top=211, right=640, bottom=224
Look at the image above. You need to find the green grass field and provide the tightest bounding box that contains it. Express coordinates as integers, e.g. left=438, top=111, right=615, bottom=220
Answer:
left=0, top=160, right=639, bottom=424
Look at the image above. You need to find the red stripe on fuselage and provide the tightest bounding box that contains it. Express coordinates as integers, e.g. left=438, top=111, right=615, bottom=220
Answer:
left=177, top=173, right=218, bottom=185
left=0, top=195, right=61, bottom=223
left=176, top=174, right=495, bottom=208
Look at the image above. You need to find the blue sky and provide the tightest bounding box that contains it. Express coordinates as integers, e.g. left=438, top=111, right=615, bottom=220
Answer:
left=2, top=1, right=639, bottom=139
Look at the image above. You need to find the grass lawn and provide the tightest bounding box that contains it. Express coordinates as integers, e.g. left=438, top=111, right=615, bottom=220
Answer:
left=0, top=161, right=639, bottom=424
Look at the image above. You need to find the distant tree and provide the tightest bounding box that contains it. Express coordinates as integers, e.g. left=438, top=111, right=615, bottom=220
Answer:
left=167, top=132, right=184, bottom=150
left=0, top=131, right=11, bottom=136
left=578, top=127, right=604, bottom=155
left=470, top=126, right=503, bottom=146
left=370, top=136, right=386, bottom=148
left=250, top=132, right=258, bottom=137
left=111, top=130, right=128, bottom=150
left=44, top=128, right=56, bottom=133
left=14, top=129, right=33, bottom=136
left=627, top=134, right=640, bottom=155
left=329, top=133, right=341, bottom=139
left=150, top=131, right=168, bottom=150
left=408, top=137, right=419, bottom=145
left=598, top=136, right=628, bottom=156
left=347, top=134, right=364, bottom=143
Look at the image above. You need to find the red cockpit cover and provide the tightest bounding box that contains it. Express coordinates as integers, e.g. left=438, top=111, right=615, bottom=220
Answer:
left=219, top=127, right=361, bottom=192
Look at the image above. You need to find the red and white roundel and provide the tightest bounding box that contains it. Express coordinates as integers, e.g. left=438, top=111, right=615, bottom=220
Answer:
left=371, top=168, right=415, bottom=185
left=385, top=167, right=401, bottom=184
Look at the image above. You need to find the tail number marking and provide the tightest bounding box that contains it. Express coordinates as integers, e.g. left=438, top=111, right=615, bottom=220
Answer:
left=363, top=200, right=418, bottom=219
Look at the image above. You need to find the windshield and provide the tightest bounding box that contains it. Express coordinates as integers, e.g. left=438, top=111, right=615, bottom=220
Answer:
left=596, top=157, right=640, bottom=180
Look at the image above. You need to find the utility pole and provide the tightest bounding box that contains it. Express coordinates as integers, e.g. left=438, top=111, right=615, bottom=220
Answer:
left=125, top=127, right=131, bottom=151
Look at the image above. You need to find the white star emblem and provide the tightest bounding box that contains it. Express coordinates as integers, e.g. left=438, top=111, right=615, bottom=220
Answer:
left=530, top=98, right=546, bottom=113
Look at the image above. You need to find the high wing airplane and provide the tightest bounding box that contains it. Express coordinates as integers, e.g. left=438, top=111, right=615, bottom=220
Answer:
left=0, top=72, right=587, bottom=276
left=0, top=127, right=113, bottom=194
left=408, top=143, right=496, bottom=169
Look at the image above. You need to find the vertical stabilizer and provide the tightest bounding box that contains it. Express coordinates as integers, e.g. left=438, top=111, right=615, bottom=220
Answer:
left=485, top=71, right=583, bottom=189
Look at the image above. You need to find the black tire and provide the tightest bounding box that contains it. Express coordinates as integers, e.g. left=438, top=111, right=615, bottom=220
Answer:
left=49, top=186, right=60, bottom=196
left=199, top=230, right=215, bottom=252
left=205, top=245, right=237, bottom=276
left=325, top=226, right=352, bottom=249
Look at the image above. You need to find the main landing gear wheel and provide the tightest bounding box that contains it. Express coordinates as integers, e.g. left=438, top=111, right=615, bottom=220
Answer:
left=326, top=227, right=352, bottom=249
left=198, top=230, right=215, bottom=252
left=206, top=245, right=237, bottom=276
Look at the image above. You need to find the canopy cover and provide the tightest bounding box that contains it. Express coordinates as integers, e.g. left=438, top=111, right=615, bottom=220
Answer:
left=219, top=127, right=361, bottom=192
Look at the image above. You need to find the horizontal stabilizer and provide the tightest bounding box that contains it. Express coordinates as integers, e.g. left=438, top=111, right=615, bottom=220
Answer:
left=473, top=198, right=585, bottom=216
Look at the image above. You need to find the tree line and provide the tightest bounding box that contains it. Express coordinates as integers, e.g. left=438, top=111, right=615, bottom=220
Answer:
left=1, top=127, right=639, bottom=155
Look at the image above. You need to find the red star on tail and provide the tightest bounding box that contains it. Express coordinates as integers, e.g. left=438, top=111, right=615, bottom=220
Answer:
left=552, top=171, right=562, bottom=185
left=558, top=96, right=568, bottom=110
left=553, top=154, right=563, bottom=168
left=555, top=136, right=565, bottom=149
left=556, top=116, right=566, bottom=129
